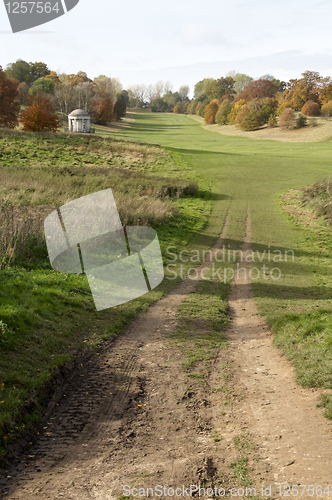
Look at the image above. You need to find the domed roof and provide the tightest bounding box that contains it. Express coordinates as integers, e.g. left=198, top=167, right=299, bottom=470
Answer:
left=68, top=109, right=90, bottom=117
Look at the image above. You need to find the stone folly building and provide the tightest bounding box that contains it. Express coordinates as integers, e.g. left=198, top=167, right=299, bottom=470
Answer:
left=68, top=109, right=91, bottom=133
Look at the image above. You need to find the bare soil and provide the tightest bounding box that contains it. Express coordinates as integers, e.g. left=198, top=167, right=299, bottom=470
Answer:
left=1, top=212, right=332, bottom=500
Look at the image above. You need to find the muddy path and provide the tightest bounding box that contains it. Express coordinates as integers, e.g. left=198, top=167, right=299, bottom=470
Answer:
left=1, top=211, right=332, bottom=500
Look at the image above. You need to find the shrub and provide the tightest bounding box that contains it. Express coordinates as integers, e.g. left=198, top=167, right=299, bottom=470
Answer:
left=21, top=96, right=61, bottom=132
left=228, top=99, right=247, bottom=124
left=268, top=114, right=278, bottom=128
left=321, top=101, right=332, bottom=120
left=215, top=99, right=232, bottom=125
left=0, top=67, right=20, bottom=128
left=277, top=102, right=292, bottom=116
left=114, top=96, right=127, bottom=119
left=195, top=102, right=203, bottom=115
left=301, top=100, right=319, bottom=117
left=256, top=97, right=278, bottom=123
left=204, top=100, right=219, bottom=124
left=92, top=97, right=114, bottom=125
left=296, top=114, right=307, bottom=128
left=279, top=108, right=296, bottom=130
left=187, top=102, right=196, bottom=114
left=235, top=104, right=262, bottom=131
left=198, top=102, right=206, bottom=117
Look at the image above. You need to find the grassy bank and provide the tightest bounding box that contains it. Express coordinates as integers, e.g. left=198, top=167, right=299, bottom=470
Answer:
left=0, top=129, right=215, bottom=461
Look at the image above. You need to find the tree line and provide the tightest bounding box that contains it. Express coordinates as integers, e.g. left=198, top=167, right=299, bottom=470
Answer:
left=0, top=59, right=130, bottom=131
left=184, top=71, right=332, bottom=131
left=1, top=59, right=332, bottom=132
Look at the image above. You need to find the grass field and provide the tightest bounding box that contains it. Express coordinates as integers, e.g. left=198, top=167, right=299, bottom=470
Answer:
left=1, top=109, right=332, bottom=458
left=114, top=111, right=332, bottom=415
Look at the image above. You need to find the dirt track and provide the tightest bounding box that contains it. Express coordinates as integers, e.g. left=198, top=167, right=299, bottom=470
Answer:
left=1, top=212, right=332, bottom=500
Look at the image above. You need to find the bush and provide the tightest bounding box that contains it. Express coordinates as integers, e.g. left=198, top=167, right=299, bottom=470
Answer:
left=198, top=102, right=206, bottom=117
left=150, top=97, right=168, bottom=113
left=268, top=114, right=278, bottom=128
left=21, top=96, right=61, bottom=132
left=195, top=102, right=203, bottom=115
left=215, top=99, right=232, bottom=125
left=188, top=102, right=197, bottom=115
left=321, top=101, right=332, bottom=120
left=256, top=97, right=278, bottom=123
left=296, top=114, right=307, bottom=129
left=228, top=99, right=246, bottom=124
left=114, top=96, right=127, bottom=119
left=235, top=104, right=262, bottom=131
left=204, top=100, right=219, bottom=124
left=277, top=102, right=292, bottom=116
left=279, top=108, right=296, bottom=130
left=301, top=100, right=319, bottom=117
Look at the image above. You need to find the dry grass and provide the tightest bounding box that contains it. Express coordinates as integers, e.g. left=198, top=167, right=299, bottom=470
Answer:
left=189, top=115, right=332, bottom=142
left=0, top=130, right=198, bottom=265
left=0, top=204, right=49, bottom=267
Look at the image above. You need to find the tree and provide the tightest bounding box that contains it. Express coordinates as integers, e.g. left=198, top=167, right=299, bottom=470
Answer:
left=284, top=71, right=323, bottom=109
left=236, top=79, right=278, bottom=101
left=21, top=96, right=61, bottom=132
left=94, top=75, right=122, bottom=102
left=321, top=101, right=332, bottom=120
left=54, top=82, right=74, bottom=114
left=277, top=102, right=292, bottom=116
left=29, top=62, right=50, bottom=81
left=194, top=78, right=215, bottom=98
left=215, top=99, right=232, bottom=125
left=228, top=99, right=247, bottom=123
left=296, top=114, right=307, bottom=128
left=5, top=59, right=33, bottom=85
left=252, top=97, right=278, bottom=123
left=301, top=100, right=319, bottom=116
left=29, top=77, right=55, bottom=97
left=279, top=108, right=296, bottom=130
left=5, top=60, right=50, bottom=86
left=117, top=90, right=130, bottom=107
left=235, top=104, right=263, bottom=131
left=227, top=72, right=253, bottom=94
left=127, top=84, right=147, bottom=107
left=188, top=101, right=197, bottom=115
left=205, top=77, right=235, bottom=101
left=268, top=114, right=278, bottom=128
left=179, top=85, right=189, bottom=101
left=17, top=82, right=29, bottom=105
left=0, top=66, right=20, bottom=128
left=173, top=104, right=181, bottom=114
left=92, top=97, right=114, bottom=125
left=113, top=96, right=127, bottom=120
left=150, top=98, right=168, bottom=112
left=204, top=100, right=220, bottom=124
left=45, top=71, right=61, bottom=85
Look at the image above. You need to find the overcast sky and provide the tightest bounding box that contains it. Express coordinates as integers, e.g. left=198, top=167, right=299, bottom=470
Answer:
left=1, top=0, right=332, bottom=96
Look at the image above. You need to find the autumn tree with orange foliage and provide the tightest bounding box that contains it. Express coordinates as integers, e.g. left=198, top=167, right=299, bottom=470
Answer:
left=301, top=100, right=319, bottom=116
left=236, top=79, right=278, bottom=102
left=283, top=71, right=326, bottom=110
left=0, top=66, right=20, bottom=128
left=204, top=100, right=219, bottom=124
left=92, top=97, right=114, bottom=125
left=21, top=95, right=61, bottom=132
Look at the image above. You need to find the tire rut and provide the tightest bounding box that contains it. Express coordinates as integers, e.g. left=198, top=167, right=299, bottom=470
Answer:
left=0, top=214, right=232, bottom=499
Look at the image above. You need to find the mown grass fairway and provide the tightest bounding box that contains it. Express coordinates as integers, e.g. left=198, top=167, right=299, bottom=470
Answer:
left=115, top=111, right=332, bottom=410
